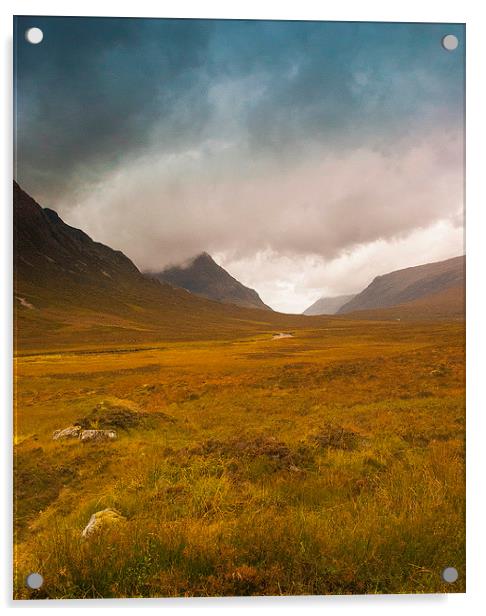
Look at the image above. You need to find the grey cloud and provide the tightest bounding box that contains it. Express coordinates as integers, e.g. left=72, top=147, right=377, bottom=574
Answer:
left=218, top=219, right=464, bottom=313
left=62, top=125, right=463, bottom=276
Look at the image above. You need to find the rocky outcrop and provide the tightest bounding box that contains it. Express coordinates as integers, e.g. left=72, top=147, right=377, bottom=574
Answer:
left=52, top=426, right=117, bottom=442
left=81, top=508, right=125, bottom=538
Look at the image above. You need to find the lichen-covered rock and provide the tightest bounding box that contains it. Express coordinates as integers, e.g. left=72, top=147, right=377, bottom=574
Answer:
left=81, top=508, right=125, bottom=538
left=52, top=425, right=81, bottom=440
left=79, top=429, right=117, bottom=442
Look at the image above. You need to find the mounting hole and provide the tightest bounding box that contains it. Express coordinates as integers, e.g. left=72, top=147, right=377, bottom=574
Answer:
left=26, top=572, right=44, bottom=589
left=442, top=34, right=459, bottom=51
left=25, top=27, right=44, bottom=45
left=441, top=567, right=459, bottom=583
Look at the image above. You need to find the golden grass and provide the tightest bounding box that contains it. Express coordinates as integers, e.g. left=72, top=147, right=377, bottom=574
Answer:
left=13, top=320, right=465, bottom=598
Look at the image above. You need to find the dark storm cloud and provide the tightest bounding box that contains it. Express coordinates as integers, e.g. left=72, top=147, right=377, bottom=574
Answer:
left=205, top=21, right=464, bottom=159
left=14, top=16, right=215, bottom=201
left=14, top=18, right=464, bottom=203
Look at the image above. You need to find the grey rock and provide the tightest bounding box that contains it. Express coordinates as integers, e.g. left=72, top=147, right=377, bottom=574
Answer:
left=81, top=508, right=125, bottom=538
left=52, top=425, right=81, bottom=440
left=79, top=429, right=117, bottom=442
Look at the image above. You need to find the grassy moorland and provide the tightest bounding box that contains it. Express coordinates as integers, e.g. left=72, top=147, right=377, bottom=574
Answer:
left=14, top=318, right=465, bottom=598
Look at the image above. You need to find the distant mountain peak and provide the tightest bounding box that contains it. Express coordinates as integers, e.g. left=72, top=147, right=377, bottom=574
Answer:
left=303, top=293, right=356, bottom=316
left=172, top=251, right=213, bottom=271
left=148, top=253, right=272, bottom=311
left=190, top=251, right=215, bottom=266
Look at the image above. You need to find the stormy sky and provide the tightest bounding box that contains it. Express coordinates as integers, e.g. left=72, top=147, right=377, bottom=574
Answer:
left=14, top=17, right=465, bottom=313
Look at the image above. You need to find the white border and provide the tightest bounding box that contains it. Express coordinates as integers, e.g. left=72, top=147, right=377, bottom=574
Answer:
left=2, top=1, right=485, bottom=614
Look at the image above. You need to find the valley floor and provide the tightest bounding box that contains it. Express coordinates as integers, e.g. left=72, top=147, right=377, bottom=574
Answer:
left=13, top=319, right=465, bottom=598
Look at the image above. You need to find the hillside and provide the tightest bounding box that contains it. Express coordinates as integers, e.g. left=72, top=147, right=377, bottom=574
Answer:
left=336, top=284, right=464, bottom=321
left=303, top=294, right=356, bottom=316
left=338, top=256, right=465, bottom=315
left=13, top=182, right=324, bottom=352
left=147, top=253, right=271, bottom=311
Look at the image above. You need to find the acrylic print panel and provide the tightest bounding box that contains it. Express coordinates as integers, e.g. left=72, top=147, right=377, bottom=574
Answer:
left=13, top=16, right=465, bottom=599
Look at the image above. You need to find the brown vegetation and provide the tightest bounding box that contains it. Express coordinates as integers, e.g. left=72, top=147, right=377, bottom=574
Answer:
left=14, top=319, right=465, bottom=598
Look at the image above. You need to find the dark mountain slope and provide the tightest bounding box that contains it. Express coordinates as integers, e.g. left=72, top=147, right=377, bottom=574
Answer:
left=338, top=256, right=465, bottom=315
left=147, top=252, right=271, bottom=310
left=14, top=180, right=142, bottom=288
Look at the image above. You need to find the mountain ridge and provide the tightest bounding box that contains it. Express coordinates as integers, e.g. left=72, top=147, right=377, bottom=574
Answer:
left=338, top=255, right=465, bottom=315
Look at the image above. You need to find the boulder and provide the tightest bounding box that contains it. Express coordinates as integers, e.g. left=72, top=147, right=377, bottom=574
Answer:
left=52, top=425, right=81, bottom=440
left=81, top=508, right=125, bottom=538
left=79, top=429, right=117, bottom=442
